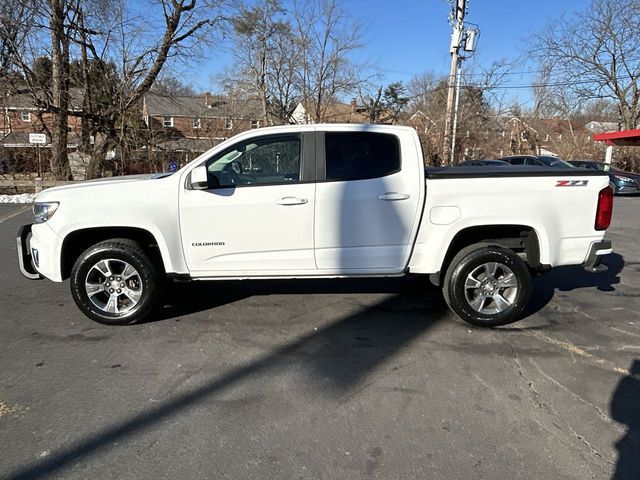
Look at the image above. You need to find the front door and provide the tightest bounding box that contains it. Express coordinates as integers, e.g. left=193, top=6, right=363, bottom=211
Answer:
left=180, top=132, right=316, bottom=275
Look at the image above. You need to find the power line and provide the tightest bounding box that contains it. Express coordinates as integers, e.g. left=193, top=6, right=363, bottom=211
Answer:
left=458, top=76, right=636, bottom=90
left=403, top=77, right=629, bottom=102
left=377, top=66, right=637, bottom=81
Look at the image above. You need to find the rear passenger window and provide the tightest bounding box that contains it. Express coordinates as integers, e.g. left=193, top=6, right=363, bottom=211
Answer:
left=325, top=132, right=400, bottom=181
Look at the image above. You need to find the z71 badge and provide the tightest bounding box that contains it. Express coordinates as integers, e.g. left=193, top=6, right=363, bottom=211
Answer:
left=556, top=180, right=589, bottom=187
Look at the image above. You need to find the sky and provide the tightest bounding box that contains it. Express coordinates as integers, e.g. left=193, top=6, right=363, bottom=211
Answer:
left=185, top=0, right=592, bottom=107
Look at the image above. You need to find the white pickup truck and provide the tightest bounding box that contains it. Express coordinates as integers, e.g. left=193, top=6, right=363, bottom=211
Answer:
left=17, top=124, right=613, bottom=327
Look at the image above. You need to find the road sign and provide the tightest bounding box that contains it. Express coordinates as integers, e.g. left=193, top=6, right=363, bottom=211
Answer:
left=29, top=133, right=47, bottom=144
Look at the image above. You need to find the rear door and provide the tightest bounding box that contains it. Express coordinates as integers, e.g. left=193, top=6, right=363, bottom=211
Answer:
left=314, top=129, right=423, bottom=273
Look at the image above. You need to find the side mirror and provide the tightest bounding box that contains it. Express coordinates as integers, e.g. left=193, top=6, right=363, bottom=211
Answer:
left=189, top=165, right=209, bottom=190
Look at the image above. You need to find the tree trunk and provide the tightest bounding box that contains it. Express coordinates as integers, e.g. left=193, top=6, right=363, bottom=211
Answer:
left=87, top=133, right=110, bottom=179
left=79, top=10, right=93, bottom=153
left=49, top=0, right=71, bottom=180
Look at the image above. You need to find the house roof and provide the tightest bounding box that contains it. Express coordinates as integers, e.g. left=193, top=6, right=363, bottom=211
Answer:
left=0, top=88, right=84, bottom=110
left=144, top=92, right=263, bottom=119
left=585, top=121, right=618, bottom=134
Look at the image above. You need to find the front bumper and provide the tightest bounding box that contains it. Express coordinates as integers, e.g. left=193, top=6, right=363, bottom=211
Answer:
left=583, top=240, right=612, bottom=273
left=16, top=224, right=42, bottom=279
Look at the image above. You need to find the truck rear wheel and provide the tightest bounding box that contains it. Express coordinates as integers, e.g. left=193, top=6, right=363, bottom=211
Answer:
left=70, top=239, right=160, bottom=325
left=443, top=244, right=532, bottom=327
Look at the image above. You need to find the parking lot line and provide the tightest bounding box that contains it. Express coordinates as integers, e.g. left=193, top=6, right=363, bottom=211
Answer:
left=0, top=206, right=30, bottom=224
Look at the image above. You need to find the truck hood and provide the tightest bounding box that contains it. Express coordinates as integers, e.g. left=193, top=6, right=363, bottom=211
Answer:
left=36, top=173, right=175, bottom=201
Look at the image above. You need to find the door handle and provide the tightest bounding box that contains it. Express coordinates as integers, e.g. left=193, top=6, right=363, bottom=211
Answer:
left=378, top=192, right=410, bottom=201
left=275, top=197, right=308, bottom=206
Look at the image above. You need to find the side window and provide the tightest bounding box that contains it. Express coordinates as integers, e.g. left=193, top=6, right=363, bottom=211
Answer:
left=205, top=134, right=301, bottom=187
left=508, top=157, right=525, bottom=165
left=325, top=132, right=400, bottom=181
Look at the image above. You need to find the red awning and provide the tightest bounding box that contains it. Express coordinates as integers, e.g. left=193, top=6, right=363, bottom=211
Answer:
left=593, top=128, right=640, bottom=147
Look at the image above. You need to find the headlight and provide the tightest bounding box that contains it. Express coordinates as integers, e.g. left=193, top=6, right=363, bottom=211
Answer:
left=33, top=202, right=59, bottom=223
left=615, top=175, right=634, bottom=182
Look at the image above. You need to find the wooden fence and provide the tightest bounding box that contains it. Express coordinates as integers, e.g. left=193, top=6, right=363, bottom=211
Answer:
left=0, top=178, right=76, bottom=193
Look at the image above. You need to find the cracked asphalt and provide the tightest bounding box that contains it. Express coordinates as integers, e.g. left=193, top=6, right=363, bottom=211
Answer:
left=0, top=198, right=639, bottom=480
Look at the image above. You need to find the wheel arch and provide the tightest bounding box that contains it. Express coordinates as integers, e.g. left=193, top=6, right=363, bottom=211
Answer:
left=60, top=227, right=166, bottom=280
left=434, top=224, right=542, bottom=286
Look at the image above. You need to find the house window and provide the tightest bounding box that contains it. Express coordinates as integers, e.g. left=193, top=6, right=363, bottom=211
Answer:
left=163, top=117, right=174, bottom=128
left=20, top=111, right=32, bottom=122
left=224, top=118, right=233, bottom=130
left=251, top=120, right=260, bottom=129
left=192, top=117, right=201, bottom=129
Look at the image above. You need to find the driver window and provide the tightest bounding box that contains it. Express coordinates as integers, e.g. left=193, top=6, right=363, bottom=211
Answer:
left=205, top=134, right=301, bottom=187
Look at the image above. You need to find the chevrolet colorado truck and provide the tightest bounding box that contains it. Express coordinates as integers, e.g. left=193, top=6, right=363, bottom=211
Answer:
left=17, top=124, right=613, bottom=327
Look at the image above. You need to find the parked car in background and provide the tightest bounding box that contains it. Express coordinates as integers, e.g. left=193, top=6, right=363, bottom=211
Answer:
left=568, top=160, right=640, bottom=196
left=499, top=155, right=575, bottom=168
left=457, top=160, right=512, bottom=167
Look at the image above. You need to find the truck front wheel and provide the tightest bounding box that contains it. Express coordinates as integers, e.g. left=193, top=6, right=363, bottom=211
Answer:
left=443, top=244, right=532, bottom=327
left=70, top=239, right=160, bottom=325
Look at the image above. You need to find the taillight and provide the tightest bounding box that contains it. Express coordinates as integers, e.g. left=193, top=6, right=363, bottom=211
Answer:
left=595, top=186, right=613, bottom=231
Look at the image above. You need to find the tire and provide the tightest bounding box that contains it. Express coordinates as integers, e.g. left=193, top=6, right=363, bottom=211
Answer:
left=442, top=243, right=532, bottom=327
left=70, top=239, right=160, bottom=325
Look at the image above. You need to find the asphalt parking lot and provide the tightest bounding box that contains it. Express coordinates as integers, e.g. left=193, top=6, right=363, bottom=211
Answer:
left=1, top=198, right=639, bottom=480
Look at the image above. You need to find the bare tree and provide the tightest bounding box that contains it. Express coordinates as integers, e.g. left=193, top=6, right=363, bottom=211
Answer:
left=231, top=0, right=288, bottom=124
left=48, top=0, right=76, bottom=179
left=0, top=0, right=36, bottom=81
left=222, top=0, right=364, bottom=125
left=292, top=0, right=363, bottom=122
left=532, top=0, right=640, bottom=130
left=406, top=63, right=520, bottom=162
left=2, top=0, right=227, bottom=178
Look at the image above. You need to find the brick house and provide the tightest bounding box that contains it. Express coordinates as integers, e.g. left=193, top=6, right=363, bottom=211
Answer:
left=0, top=89, right=85, bottom=175
left=142, top=92, right=264, bottom=153
left=0, top=89, right=83, bottom=148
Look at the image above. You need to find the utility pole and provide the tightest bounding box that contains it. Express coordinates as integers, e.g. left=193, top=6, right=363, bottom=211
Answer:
left=442, top=0, right=466, bottom=165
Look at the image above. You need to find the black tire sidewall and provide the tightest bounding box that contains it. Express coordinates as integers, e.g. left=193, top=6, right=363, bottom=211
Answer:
left=70, top=241, right=159, bottom=325
left=445, top=245, right=532, bottom=327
